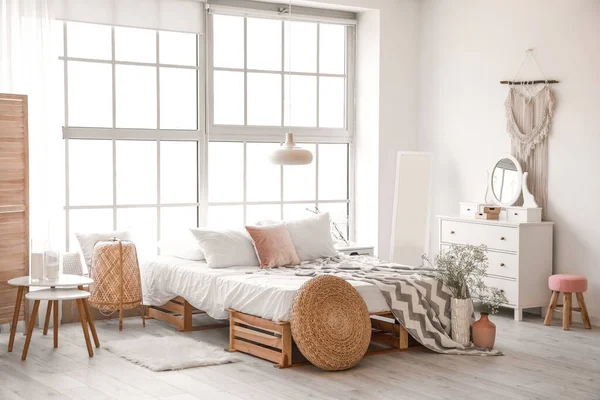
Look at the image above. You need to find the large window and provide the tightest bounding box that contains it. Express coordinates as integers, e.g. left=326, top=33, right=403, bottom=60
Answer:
left=62, top=7, right=356, bottom=255
left=207, top=12, right=354, bottom=238
left=209, top=14, right=352, bottom=135
left=60, top=21, right=203, bottom=256
left=208, top=142, right=349, bottom=237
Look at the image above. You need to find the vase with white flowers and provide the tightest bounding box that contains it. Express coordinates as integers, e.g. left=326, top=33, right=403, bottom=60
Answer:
left=421, top=244, right=507, bottom=346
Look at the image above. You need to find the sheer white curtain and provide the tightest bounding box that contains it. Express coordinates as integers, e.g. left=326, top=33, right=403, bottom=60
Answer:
left=0, top=0, right=64, bottom=255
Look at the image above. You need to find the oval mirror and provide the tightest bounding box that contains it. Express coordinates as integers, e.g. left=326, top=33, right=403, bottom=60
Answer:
left=490, top=155, right=522, bottom=207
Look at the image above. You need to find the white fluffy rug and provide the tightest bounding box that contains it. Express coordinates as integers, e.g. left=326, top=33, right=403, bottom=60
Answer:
left=103, top=336, right=240, bottom=371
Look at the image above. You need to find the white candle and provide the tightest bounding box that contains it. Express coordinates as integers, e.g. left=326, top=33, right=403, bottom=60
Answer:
left=31, top=252, right=44, bottom=281
left=44, top=250, right=61, bottom=280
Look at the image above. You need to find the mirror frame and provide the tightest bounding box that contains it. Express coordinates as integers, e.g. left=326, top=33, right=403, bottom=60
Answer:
left=489, top=154, right=523, bottom=207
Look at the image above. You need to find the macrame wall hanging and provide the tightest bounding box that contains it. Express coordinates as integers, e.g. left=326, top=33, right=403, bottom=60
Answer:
left=501, top=49, right=558, bottom=218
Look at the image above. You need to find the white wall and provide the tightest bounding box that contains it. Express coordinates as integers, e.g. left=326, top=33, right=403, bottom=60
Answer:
left=354, top=9, right=380, bottom=249
left=376, top=0, right=420, bottom=259
left=419, top=0, right=600, bottom=323
left=308, top=0, right=421, bottom=257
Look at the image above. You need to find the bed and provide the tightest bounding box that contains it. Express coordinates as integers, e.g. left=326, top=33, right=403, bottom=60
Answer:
left=141, top=256, right=391, bottom=322
left=140, top=256, right=412, bottom=367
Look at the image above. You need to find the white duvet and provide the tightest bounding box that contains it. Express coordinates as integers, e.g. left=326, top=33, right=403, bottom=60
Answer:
left=140, top=256, right=390, bottom=322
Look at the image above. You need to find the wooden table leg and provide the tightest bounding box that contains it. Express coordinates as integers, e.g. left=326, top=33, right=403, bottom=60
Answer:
left=53, top=300, right=59, bottom=348
left=76, top=299, right=94, bottom=357
left=78, top=285, right=100, bottom=348
left=22, top=300, right=40, bottom=361
left=24, top=287, right=30, bottom=333
left=43, top=300, right=53, bottom=336
left=8, top=286, right=24, bottom=352
left=83, top=299, right=100, bottom=348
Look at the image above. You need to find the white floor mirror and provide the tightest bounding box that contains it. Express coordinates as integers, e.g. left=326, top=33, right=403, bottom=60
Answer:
left=389, top=152, right=433, bottom=265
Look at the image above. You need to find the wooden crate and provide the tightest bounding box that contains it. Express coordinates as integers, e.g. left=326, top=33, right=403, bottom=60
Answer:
left=145, top=297, right=226, bottom=332
left=227, top=309, right=414, bottom=368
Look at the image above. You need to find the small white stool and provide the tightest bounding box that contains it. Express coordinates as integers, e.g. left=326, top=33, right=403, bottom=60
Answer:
left=23, top=289, right=96, bottom=360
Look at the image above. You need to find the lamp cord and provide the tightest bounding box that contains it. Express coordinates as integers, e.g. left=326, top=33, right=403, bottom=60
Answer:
left=287, top=0, right=292, bottom=131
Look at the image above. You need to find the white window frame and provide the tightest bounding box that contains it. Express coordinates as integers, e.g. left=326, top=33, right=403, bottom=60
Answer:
left=208, top=141, right=351, bottom=238
left=206, top=7, right=356, bottom=240
left=60, top=21, right=207, bottom=251
left=207, top=11, right=355, bottom=143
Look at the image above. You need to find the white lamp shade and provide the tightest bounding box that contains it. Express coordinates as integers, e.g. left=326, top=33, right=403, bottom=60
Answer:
left=269, top=133, right=313, bottom=165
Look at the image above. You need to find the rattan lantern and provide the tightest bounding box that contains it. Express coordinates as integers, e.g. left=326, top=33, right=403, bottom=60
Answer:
left=89, top=238, right=144, bottom=331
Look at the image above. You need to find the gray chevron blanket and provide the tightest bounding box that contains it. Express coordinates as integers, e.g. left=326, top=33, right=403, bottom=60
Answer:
left=296, top=255, right=502, bottom=356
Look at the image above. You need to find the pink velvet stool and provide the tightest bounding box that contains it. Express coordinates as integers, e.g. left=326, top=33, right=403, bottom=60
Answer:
left=544, top=274, right=591, bottom=330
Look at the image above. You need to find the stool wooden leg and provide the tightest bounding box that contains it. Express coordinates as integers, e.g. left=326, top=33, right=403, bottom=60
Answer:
left=569, top=302, right=573, bottom=324
left=22, top=300, right=40, bottom=361
left=8, top=286, right=24, bottom=352
left=576, top=292, right=592, bottom=329
left=43, top=300, right=52, bottom=335
left=544, top=291, right=559, bottom=326
left=563, top=292, right=572, bottom=330
left=53, top=300, right=59, bottom=348
left=76, top=299, right=94, bottom=357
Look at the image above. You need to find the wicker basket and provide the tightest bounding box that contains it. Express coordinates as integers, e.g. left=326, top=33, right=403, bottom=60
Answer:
left=290, top=275, right=371, bottom=371
left=89, top=238, right=144, bottom=330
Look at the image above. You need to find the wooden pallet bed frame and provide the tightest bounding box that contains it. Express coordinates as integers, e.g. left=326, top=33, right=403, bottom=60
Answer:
left=144, top=297, right=227, bottom=332
left=227, top=309, right=417, bottom=368
left=146, top=297, right=420, bottom=368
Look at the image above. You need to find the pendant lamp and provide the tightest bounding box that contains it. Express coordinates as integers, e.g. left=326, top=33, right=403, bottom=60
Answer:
left=269, top=2, right=313, bottom=165
left=269, top=132, right=313, bottom=165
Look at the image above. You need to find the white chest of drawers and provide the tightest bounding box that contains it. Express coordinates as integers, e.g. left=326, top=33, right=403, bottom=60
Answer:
left=438, top=216, right=553, bottom=321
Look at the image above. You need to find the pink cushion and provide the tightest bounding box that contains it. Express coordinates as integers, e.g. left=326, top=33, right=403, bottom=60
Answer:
left=246, top=224, right=300, bottom=269
left=548, top=274, right=587, bottom=293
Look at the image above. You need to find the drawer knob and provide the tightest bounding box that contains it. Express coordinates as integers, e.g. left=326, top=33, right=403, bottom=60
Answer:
left=467, top=208, right=471, bottom=211
left=500, top=236, right=505, bottom=241
left=500, top=263, right=505, bottom=267
left=450, top=230, right=455, bottom=235
left=514, top=212, right=518, bottom=216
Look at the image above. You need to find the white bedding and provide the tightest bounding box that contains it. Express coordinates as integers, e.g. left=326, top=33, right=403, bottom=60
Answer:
left=140, top=256, right=390, bottom=322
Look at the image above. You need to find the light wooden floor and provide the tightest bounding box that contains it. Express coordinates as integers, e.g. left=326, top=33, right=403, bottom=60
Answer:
left=0, top=309, right=598, bottom=400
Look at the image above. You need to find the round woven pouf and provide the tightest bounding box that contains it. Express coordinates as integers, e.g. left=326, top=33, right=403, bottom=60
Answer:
left=290, top=275, right=371, bottom=371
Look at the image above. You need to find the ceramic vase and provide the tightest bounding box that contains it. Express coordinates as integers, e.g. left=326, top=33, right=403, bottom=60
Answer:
left=451, top=298, right=473, bottom=346
left=472, top=312, right=496, bottom=349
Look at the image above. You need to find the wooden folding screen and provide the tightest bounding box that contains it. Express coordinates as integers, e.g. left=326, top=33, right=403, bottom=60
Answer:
left=0, top=94, right=29, bottom=324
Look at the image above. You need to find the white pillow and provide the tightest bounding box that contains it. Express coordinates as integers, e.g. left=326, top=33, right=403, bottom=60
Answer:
left=189, top=228, right=258, bottom=268
left=158, top=239, right=205, bottom=261
left=75, top=230, right=132, bottom=269
left=284, top=213, right=337, bottom=262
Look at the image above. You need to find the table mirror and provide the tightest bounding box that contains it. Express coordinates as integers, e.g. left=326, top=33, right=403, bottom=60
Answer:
left=488, top=155, right=538, bottom=208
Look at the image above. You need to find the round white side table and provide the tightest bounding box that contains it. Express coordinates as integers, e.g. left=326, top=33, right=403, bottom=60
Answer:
left=22, top=288, right=95, bottom=360
left=7, top=274, right=98, bottom=353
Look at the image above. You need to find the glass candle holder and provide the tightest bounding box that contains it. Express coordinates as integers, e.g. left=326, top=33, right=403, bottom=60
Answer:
left=44, top=250, right=61, bottom=281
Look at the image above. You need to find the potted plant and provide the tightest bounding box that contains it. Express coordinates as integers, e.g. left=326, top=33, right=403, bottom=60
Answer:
left=421, top=244, right=506, bottom=346
left=472, top=287, right=507, bottom=349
